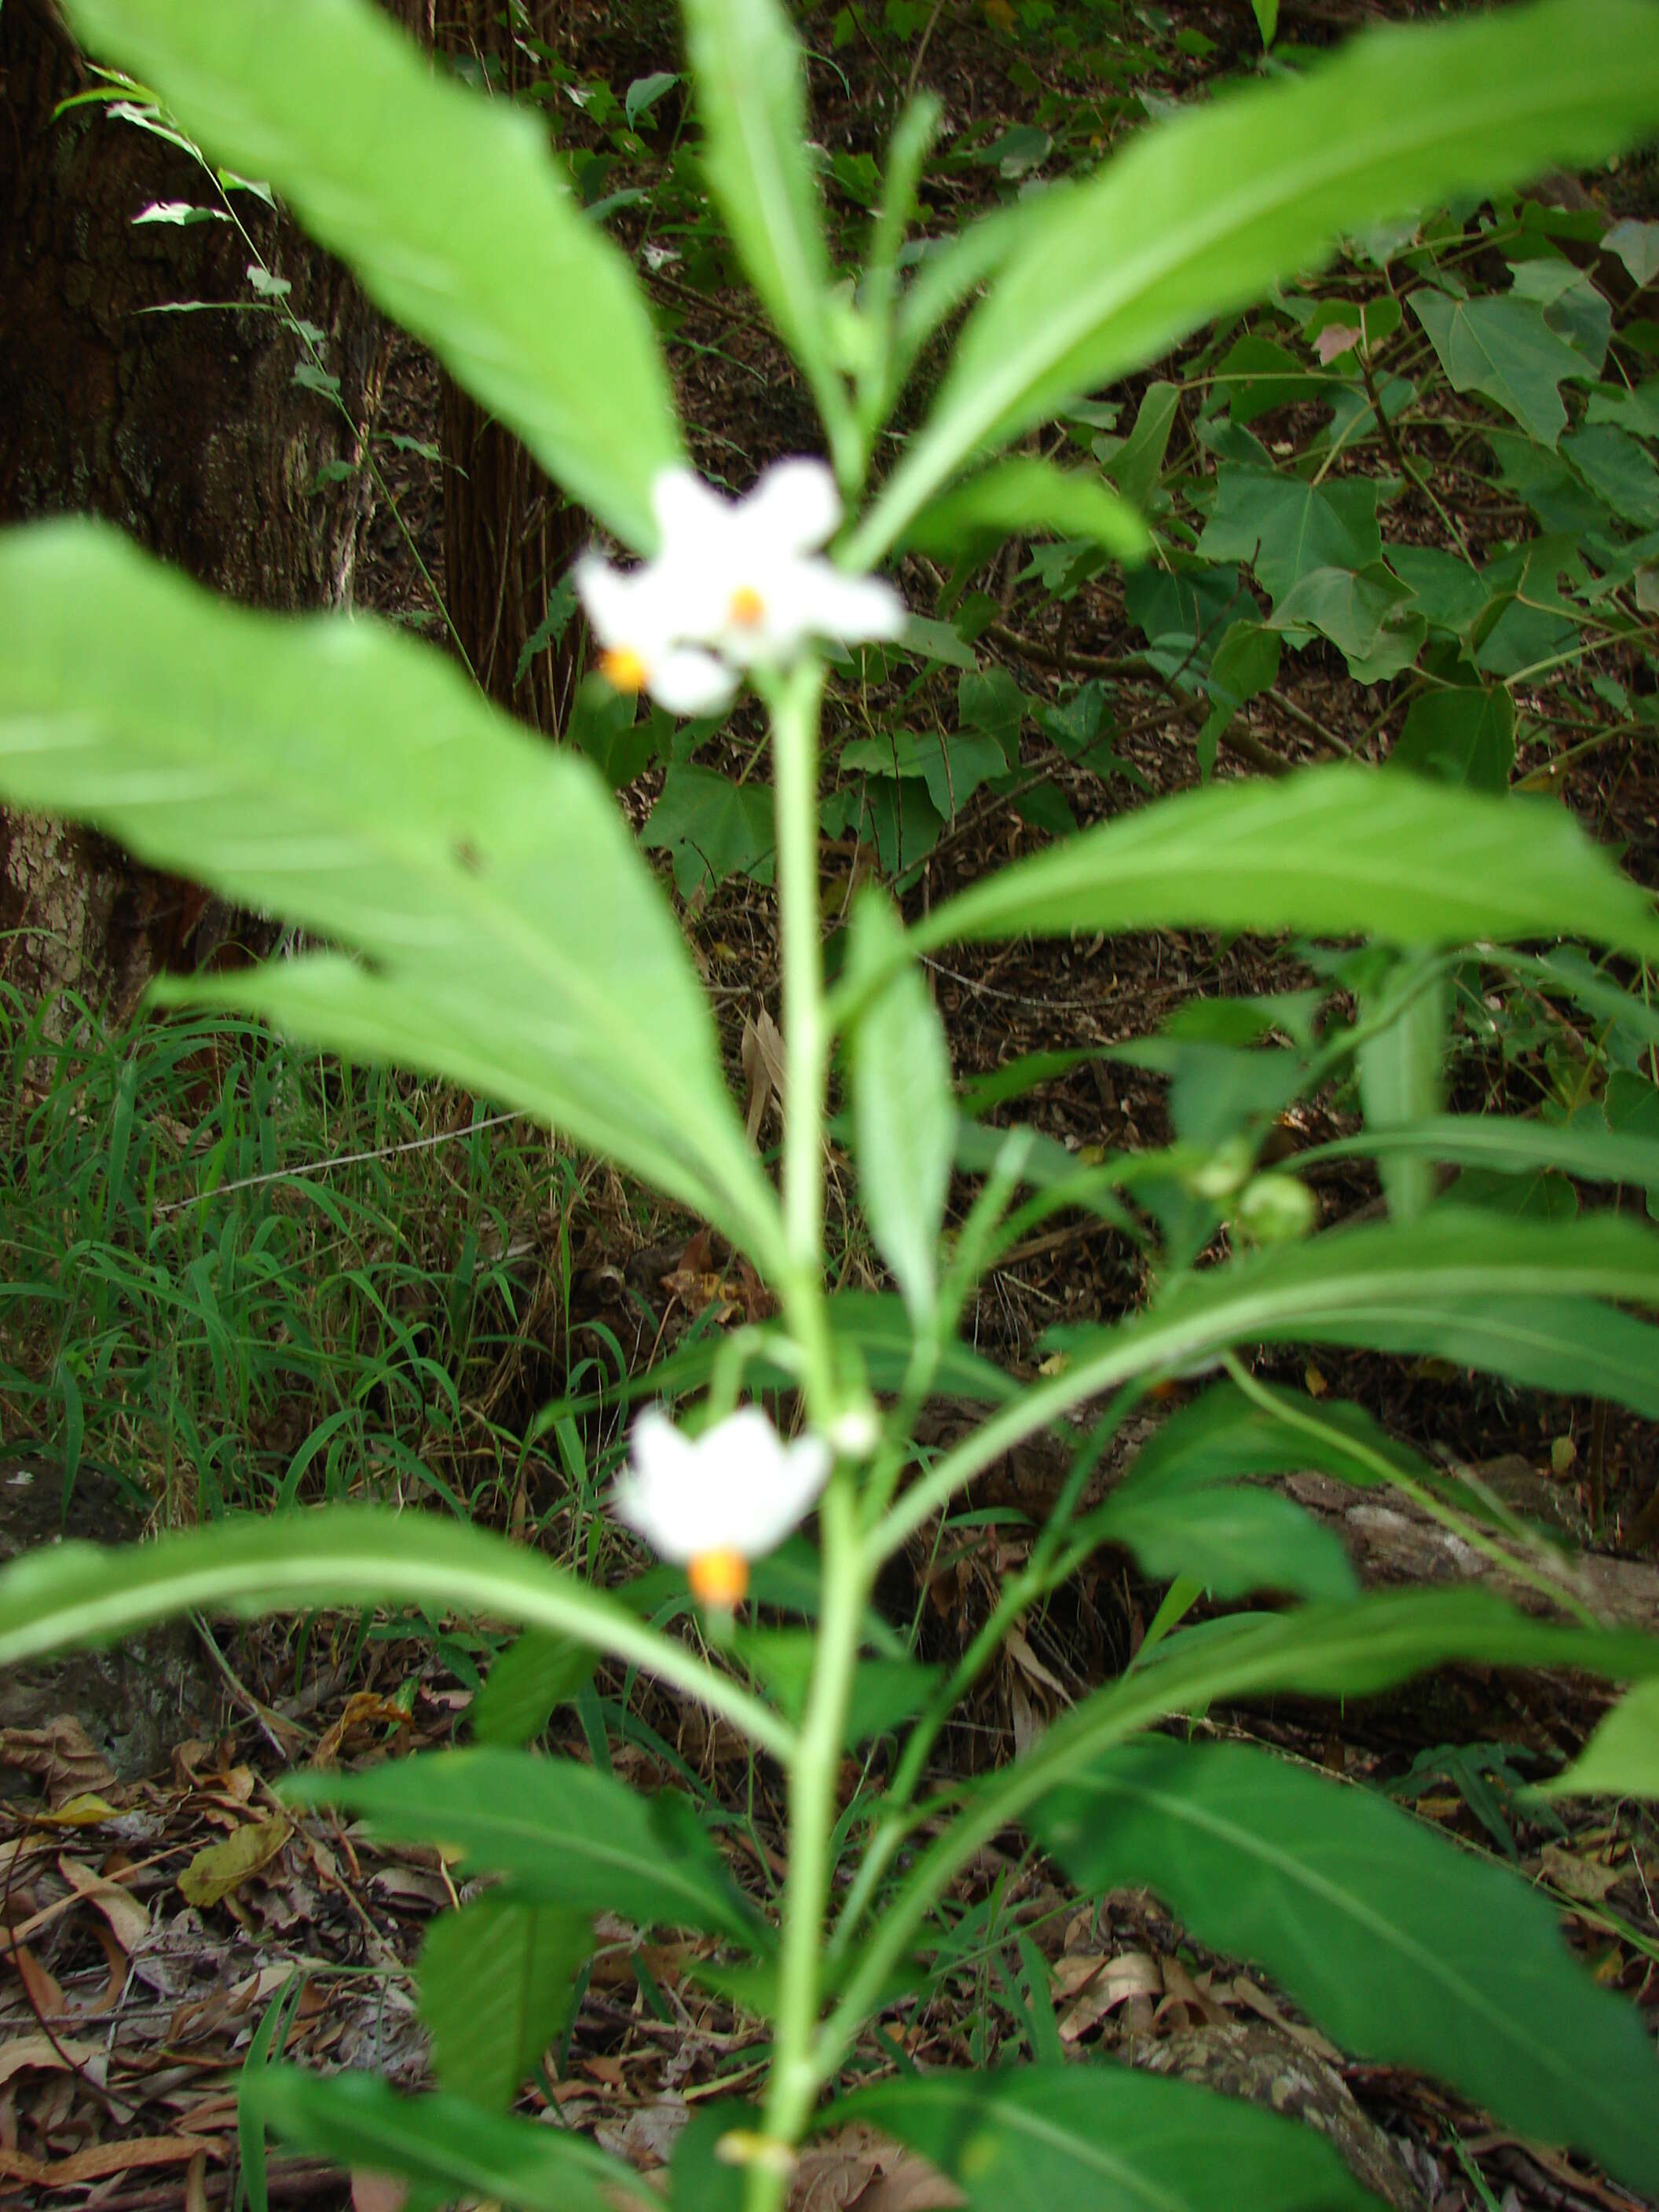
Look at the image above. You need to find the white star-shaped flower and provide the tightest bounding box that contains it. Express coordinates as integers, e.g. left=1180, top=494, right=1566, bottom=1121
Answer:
left=573, top=552, right=739, bottom=717
left=610, top=1406, right=832, bottom=1607
left=576, top=459, right=906, bottom=715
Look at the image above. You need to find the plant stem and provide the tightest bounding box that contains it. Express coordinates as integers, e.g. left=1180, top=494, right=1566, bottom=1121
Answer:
left=746, top=1474, right=866, bottom=2209
left=764, top=659, right=837, bottom=1426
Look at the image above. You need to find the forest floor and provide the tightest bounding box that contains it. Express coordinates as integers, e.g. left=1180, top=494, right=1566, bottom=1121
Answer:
left=5, top=2, right=1659, bottom=2207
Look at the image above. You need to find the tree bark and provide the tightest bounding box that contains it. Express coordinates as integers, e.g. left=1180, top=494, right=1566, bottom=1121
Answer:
left=0, top=0, right=403, bottom=1022
left=436, top=2, right=584, bottom=735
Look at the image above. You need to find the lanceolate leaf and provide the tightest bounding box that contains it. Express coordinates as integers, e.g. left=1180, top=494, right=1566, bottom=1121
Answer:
left=679, top=0, right=842, bottom=437
left=848, top=895, right=957, bottom=1326
left=1043, top=1211, right=1659, bottom=1422
left=914, top=764, right=1659, bottom=961
left=1030, top=1740, right=1659, bottom=2197
left=0, top=524, right=786, bottom=1276
left=284, top=1750, right=769, bottom=1947
left=1301, top=1113, right=1659, bottom=1189
left=244, top=2070, right=654, bottom=2212
left=829, top=1589, right=1659, bottom=2045
left=62, top=0, right=679, bottom=550
left=1088, top=1485, right=1359, bottom=1604
left=850, top=0, right=1659, bottom=561
left=1545, top=1680, right=1659, bottom=1800
left=842, top=2061, right=1375, bottom=2212
left=419, top=1899, right=590, bottom=2111
left=0, top=1507, right=794, bottom=1761
left=900, top=456, right=1152, bottom=563
left=882, top=1212, right=1659, bottom=1555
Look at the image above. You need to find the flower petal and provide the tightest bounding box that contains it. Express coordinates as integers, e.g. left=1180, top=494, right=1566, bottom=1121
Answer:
left=649, top=646, right=738, bottom=717
left=573, top=551, right=633, bottom=647
left=653, top=467, right=734, bottom=546
left=744, top=458, right=842, bottom=554
left=799, top=562, right=907, bottom=643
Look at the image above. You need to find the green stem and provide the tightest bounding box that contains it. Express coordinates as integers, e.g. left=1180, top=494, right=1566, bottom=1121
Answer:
left=746, top=1475, right=866, bottom=2210
left=764, top=659, right=837, bottom=1426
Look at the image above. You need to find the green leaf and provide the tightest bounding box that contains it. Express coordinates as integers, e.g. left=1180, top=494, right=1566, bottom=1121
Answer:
left=0, top=1506, right=793, bottom=1761
left=1562, top=424, right=1659, bottom=529
left=60, top=0, right=678, bottom=549
left=848, top=895, right=956, bottom=1326
left=1411, top=287, right=1592, bottom=449
left=901, top=456, right=1152, bottom=563
left=841, top=2061, right=1375, bottom=2212
left=1605, top=217, right=1659, bottom=288
left=1120, top=1379, right=1424, bottom=1498
left=679, top=0, right=840, bottom=430
left=1390, top=685, right=1514, bottom=793
left=916, top=763, right=1659, bottom=961
left=419, top=1898, right=590, bottom=2111
left=840, top=729, right=1005, bottom=820
left=243, top=2068, right=652, bottom=2212
left=640, top=763, right=775, bottom=896
left=1544, top=1679, right=1659, bottom=1798
left=958, top=668, right=1027, bottom=770
left=471, top=1630, right=599, bottom=1747
left=1031, top=1740, right=1659, bottom=2198
left=1036, top=1210, right=1659, bottom=1421
left=1270, top=563, right=1425, bottom=684
left=1089, top=1484, right=1359, bottom=1604
left=1205, top=621, right=1281, bottom=712
left=0, top=523, right=784, bottom=1276
left=284, top=1749, right=767, bottom=1947
left=849, top=0, right=1659, bottom=560
left=566, top=675, right=660, bottom=793
left=1357, top=964, right=1447, bottom=1222
left=1251, top=0, right=1280, bottom=46
left=1197, top=470, right=1382, bottom=602
left=1390, top=545, right=1491, bottom=637
left=1304, top=1111, right=1659, bottom=1193
left=1104, top=381, right=1181, bottom=511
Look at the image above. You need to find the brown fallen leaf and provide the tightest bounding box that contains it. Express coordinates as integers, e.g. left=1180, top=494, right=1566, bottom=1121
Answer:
left=1537, top=1840, right=1624, bottom=1904
left=0, top=2132, right=218, bottom=2186
left=0, top=2032, right=104, bottom=2089
left=0, top=1717, right=116, bottom=1804
left=58, top=1853, right=150, bottom=1951
left=178, top=1813, right=293, bottom=1909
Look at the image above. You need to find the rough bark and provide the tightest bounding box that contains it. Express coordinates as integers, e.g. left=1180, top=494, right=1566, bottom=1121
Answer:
left=436, top=1, right=584, bottom=734
left=0, top=0, right=403, bottom=1021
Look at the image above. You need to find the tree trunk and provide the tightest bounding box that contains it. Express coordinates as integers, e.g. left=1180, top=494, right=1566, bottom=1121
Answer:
left=436, top=2, right=584, bottom=735
left=0, top=0, right=405, bottom=1023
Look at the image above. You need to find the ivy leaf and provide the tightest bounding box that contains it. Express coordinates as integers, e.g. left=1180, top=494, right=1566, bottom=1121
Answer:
left=1196, top=469, right=1381, bottom=602
left=1390, top=684, right=1514, bottom=793
left=640, top=764, right=775, bottom=897
left=1603, top=216, right=1659, bottom=288
left=1411, top=287, right=1593, bottom=448
left=1562, top=424, right=1659, bottom=528
left=1269, top=563, right=1426, bottom=683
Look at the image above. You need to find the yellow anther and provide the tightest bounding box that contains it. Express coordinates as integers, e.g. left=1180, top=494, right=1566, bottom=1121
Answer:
left=728, top=584, right=766, bottom=629
left=687, top=1547, right=750, bottom=1609
left=599, top=645, right=649, bottom=693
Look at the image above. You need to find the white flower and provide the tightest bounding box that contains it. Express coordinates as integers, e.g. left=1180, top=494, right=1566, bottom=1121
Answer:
left=574, top=551, right=739, bottom=717
left=576, top=459, right=906, bottom=714
left=610, top=1405, right=832, bottom=1606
